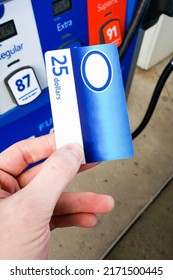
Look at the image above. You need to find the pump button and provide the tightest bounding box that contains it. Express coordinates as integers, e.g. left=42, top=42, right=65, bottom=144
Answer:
left=100, top=19, right=122, bottom=47
left=5, top=66, right=42, bottom=105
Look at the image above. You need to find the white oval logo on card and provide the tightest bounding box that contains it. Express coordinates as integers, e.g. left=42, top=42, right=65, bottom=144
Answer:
left=81, top=50, right=113, bottom=92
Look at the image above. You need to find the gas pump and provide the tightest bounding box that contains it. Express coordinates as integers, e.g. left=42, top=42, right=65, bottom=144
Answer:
left=2, top=0, right=171, bottom=152
left=0, top=0, right=131, bottom=152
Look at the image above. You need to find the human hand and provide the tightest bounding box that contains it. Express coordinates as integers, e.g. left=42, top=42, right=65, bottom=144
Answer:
left=0, top=134, right=114, bottom=260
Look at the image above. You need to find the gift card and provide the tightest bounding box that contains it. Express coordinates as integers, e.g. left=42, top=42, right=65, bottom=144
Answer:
left=45, top=44, right=134, bottom=163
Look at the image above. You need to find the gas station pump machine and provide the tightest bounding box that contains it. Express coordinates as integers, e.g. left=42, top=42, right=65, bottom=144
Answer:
left=0, top=0, right=138, bottom=152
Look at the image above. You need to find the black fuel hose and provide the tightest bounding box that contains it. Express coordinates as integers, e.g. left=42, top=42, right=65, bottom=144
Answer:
left=132, top=57, right=173, bottom=139
left=119, top=0, right=151, bottom=62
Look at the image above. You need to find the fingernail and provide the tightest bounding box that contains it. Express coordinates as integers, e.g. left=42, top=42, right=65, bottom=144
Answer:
left=62, top=143, right=84, bottom=162
left=107, top=196, right=115, bottom=210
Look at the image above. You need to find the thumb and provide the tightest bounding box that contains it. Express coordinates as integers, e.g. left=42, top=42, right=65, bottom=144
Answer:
left=21, top=143, right=84, bottom=213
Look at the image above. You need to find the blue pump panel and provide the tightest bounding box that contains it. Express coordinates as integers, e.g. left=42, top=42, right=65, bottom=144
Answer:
left=31, top=0, right=89, bottom=52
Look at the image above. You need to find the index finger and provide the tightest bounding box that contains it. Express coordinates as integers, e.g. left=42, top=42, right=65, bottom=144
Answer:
left=0, top=134, right=56, bottom=177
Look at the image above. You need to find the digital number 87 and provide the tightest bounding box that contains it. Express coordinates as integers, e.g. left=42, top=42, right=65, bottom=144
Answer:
left=15, top=74, right=30, bottom=92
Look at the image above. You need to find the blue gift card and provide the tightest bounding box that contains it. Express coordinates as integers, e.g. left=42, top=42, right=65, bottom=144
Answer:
left=45, top=44, right=134, bottom=163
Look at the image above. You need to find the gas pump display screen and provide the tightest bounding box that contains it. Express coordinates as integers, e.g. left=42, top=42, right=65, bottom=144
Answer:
left=0, top=20, right=17, bottom=42
left=52, top=0, right=72, bottom=17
